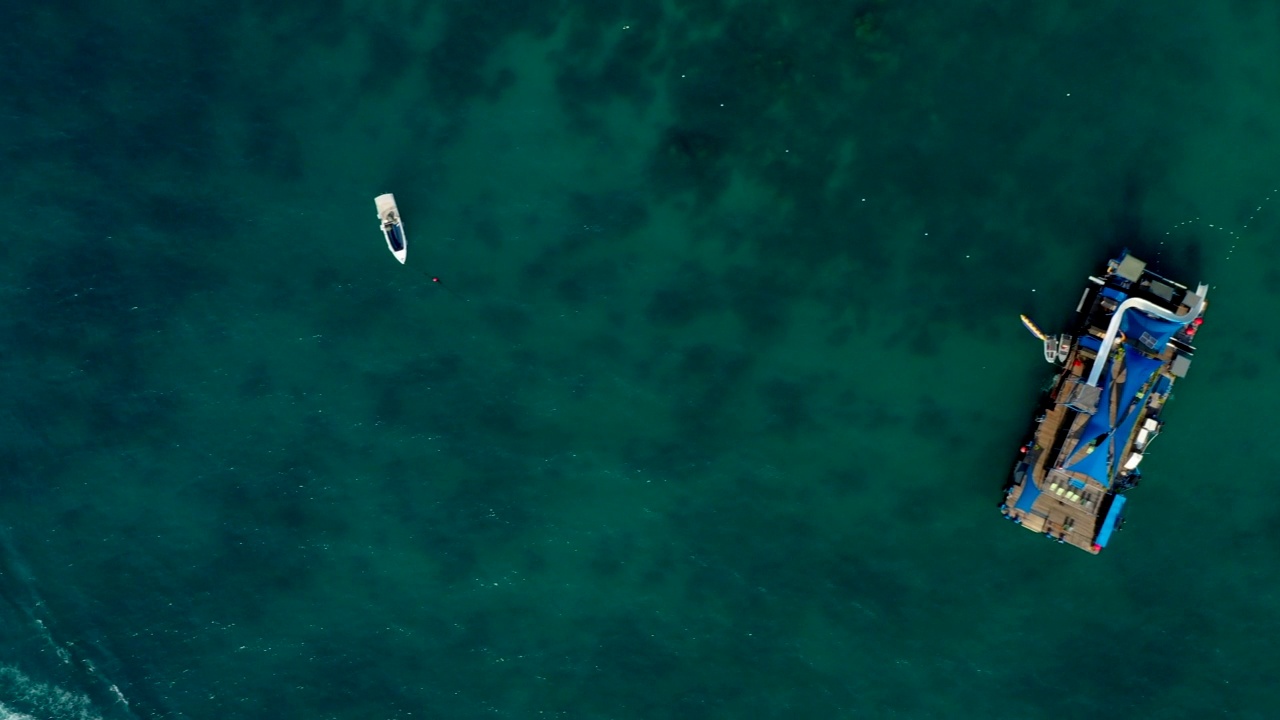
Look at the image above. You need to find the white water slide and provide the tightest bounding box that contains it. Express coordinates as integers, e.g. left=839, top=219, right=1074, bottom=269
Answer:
left=1085, top=283, right=1209, bottom=387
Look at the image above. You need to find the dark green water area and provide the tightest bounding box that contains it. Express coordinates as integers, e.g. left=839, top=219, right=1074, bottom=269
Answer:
left=2, top=1, right=1279, bottom=718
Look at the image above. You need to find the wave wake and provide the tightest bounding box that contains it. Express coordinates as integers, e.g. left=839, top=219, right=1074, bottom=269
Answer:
left=0, top=664, right=103, bottom=720
left=0, top=530, right=137, bottom=720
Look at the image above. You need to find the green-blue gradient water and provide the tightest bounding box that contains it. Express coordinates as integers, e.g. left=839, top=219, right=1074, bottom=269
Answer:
left=3, top=1, right=1279, bottom=718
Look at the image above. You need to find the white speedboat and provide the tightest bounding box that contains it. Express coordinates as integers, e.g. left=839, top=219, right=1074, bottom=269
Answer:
left=375, top=193, right=407, bottom=264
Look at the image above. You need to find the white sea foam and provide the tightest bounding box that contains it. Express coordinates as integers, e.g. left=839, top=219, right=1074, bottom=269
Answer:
left=0, top=665, right=103, bottom=720
left=1, top=530, right=134, bottom=718
left=0, top=701, right=36, bottom=720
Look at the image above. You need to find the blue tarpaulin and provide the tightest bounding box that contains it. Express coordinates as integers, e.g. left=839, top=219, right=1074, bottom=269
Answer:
left=1067, top=436, right=1114, bottom=487
left=1153, top=375, right=1172, bottom=397
left=1095, top=495, right=1128, bottom=548
left=1073, top=362, right=1114, bottom=448
left=1108, top=346, right=1162, bottom=454
left=1121, top=310, right=1184, bottom=353
left=1119, top=346, right=1163, bottom=415
left=1112, top=402, right=1144, bottom=463
left=1066, top=346, right=1162, bottom=488
left=1014, top=479, right=1043, bottom=513
left=1067, top=357, right=1116, bottom=486
left=1100, top=287, right=1127, bottom=302
left=1079, top=335, right=1102, bottom=354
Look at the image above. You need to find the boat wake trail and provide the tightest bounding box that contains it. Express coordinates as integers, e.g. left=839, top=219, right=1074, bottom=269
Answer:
left=0, top=531, right=139, bottom=720
left=0, top=664, right=103, bottom=720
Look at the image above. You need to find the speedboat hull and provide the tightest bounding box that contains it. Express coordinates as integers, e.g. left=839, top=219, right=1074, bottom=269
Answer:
left=375, top=193, right=407, bottom=264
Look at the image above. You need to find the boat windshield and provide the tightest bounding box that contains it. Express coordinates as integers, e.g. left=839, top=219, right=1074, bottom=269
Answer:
left=385, top=224, right=405, bottom=252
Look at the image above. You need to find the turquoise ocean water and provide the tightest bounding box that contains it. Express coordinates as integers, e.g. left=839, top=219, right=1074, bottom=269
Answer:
left=3, top=1, right=1280, bottom=718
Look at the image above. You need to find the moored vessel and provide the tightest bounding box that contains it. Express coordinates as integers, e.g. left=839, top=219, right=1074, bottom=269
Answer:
left=1001, top=250, right=1207, bottom=554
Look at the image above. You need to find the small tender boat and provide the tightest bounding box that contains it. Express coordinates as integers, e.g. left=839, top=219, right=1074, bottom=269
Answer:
left=1057, top=335, right=1072, bottom=363
left=375, top=193, right=407, bottom=264
left=1043, top=334, right=1059, bottom=363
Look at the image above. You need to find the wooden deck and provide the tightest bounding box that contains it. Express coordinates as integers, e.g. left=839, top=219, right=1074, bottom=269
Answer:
left=1005, top=333, right=1177, bottom=554
left=1016, top=346, right=1110, bottom=551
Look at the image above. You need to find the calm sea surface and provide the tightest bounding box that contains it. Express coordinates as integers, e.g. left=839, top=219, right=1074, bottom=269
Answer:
left=3, top=1, right=1280, bottom=718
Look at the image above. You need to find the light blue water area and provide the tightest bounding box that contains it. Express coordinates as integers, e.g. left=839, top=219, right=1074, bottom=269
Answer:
left=3, top=1, right=1280, bottom=718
